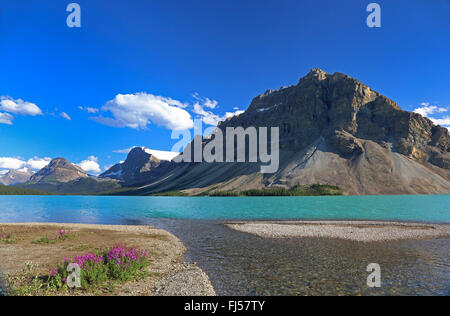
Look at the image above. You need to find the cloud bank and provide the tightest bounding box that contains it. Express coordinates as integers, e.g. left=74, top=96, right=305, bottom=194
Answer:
left=0, top=155, right=103, bottom=175
left=27, top=157, right=52, bottom=170
left=192, top=96, right=244, bottom=126
left=0, top=96, right=43, bottom=116
left=0, top=156, right=51, bottom=172
left=91, top=93, right=193, bottom=130
left=78, top=106, right=99, bottom=114
left=0, top=112, right=13, bottom=125
left=413, top=102, right=449, bottom=131
left=0, top=96, right=44, bottom=125
left=76, top=156, right=101, bottom=174
left=90, top=92, right=245, bottom=130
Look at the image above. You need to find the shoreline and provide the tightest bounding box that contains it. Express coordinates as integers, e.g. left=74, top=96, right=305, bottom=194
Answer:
left=226, top=220, right=450, bottom=242
left=2, top=220, right=449, bottom=296
left=0, top=223, right=216, bottom=296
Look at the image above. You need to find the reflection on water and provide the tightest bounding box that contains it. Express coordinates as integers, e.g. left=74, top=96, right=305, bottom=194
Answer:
left=146, top=219, right=450, bottom=296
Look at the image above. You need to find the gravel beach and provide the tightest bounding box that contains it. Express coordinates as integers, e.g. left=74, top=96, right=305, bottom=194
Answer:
left=152, top=263, right=216, bottom=296
left=226, top=221, right=450, bottom=242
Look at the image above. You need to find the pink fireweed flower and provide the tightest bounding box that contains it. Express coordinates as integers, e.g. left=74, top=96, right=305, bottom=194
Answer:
left=49, top=268, right=59, bottom=277
left=106, top=244, right=148, bottom=264
left=51, top=244, right=148, bottom=288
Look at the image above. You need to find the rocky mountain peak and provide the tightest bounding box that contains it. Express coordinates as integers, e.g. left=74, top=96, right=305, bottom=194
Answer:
left=28, top=158, right=88, bottom=184
left=305, top=68, right=328, bottom=81
left=47, top=158, right=74, bottom=168
left=126, top=147, right=160, bottom=165
left=100, top=147, right=166, bottom=186
left=218, top=69, right=449, bottom=171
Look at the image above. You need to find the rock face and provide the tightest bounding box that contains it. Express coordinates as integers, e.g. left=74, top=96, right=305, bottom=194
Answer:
left=222, top=68, right=448, bottom=162
left=100, top=147, right=172, bottom=187
left=28, top=158, right=88, bottom=184
left=0, top=169, right=33, bottom=186
left=123, top=69, right=450, bottom=196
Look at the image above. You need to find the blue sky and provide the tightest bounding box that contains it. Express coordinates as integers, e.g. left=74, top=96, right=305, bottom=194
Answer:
left=0, top=0, right=449, bottom=174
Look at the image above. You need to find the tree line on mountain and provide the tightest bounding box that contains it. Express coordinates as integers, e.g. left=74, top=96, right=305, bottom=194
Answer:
left=204, top=184, right=343, bottom=197
left=0, top=185, right=53, bottom=195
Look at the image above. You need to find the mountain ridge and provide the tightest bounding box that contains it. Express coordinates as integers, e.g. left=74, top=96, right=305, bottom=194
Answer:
left=117, top=69, right=450, bottom=195
left=8, top=69, right=450, bottom=196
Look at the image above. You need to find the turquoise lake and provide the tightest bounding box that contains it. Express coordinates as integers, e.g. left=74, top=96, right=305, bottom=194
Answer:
left=0, top=195, right=449, bottom=224
left=0, top=195, right=449, bottom=295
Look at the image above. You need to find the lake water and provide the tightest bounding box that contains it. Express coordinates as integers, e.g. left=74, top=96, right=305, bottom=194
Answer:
left=0, top=195, right=449, bottom=296
left=0, top=195, right=449, bottom=223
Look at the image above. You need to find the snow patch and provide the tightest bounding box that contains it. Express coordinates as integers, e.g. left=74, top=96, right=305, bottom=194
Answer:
left=142, top=148, right=180, bottom=161
left=104, top=168, right=122, bottom=178
left=257, top=103, right=281, bottom=113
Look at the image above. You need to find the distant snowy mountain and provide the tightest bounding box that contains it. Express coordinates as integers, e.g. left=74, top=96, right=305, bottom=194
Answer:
left=0, top=168, right=34, bottom=185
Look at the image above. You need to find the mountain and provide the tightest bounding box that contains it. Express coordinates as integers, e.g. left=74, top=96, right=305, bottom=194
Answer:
left=28, top=158, right=88, bottom=184
left=119, top=69, right=450, bottom=196
left=20, top=158, right=120, bottom=194
left=0, top=168, right=33, bottom=186
left=100, top=147, right=173, bottom=187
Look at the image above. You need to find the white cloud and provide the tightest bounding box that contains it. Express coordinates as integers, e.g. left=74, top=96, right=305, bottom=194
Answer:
left=429, top=117, right=450, bottom=126
left=142, top=148, right=180, bottom=161
left=78, top=106, right=99, bottom=114
left=193, top=93, right=219, bottom=109
left=92, top=93, right=193, bottom=130
left=413, top=103, right=447, bottom=117
left=27, top=157, right=51, bottom=170
left=0, top=156, right=51, bottom=173
left=0, top=112, right=13, bottom=125
left=0, top=157, right=25, bottom=170
left=77, top=156, right=101, bottom=174
left=0, top=96, right=43, bottom=116
left=413, top=102, right=449, bottom=131
left=60, top=112, right=72, bottom=121
left=113, top=147, right=134, bottom=154
left=88, top=155, right=98, bottom=162
left=193, top=101, right=244, bottom=126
